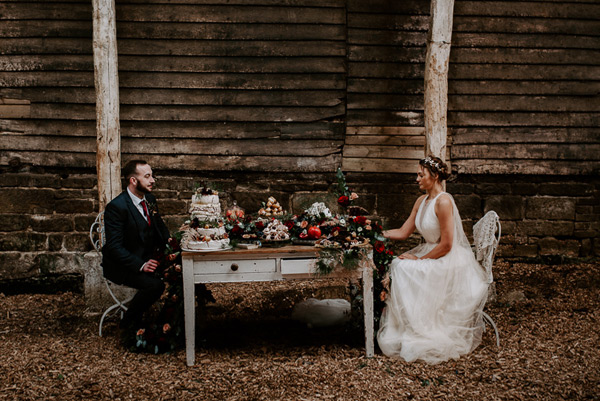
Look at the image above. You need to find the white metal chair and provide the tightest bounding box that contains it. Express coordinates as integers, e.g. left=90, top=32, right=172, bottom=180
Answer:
left=473, top=210, right=501, bottom=347
left=90, top=211, right=135, bottom=336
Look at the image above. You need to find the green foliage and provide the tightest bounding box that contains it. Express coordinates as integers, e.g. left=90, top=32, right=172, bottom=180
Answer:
left=336, top=167, right=351, bottom=198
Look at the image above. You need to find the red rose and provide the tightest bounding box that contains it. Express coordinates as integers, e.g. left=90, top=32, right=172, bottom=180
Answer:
left=231, top=225, right=243, bottom=235
left=338, top=195, right=350, bottom=207
left=256, top=221, right=265, bottom=230
left=353, top=216, right=367, bottom=225
left=374, top=241, right=385, bottom=253
left=168, top=237, right=180, bottom=251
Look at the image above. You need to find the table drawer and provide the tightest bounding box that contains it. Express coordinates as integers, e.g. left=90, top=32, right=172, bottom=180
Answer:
left=281, top=258, right=317, bottom=275
left=194, top=259, right=277, bottom=275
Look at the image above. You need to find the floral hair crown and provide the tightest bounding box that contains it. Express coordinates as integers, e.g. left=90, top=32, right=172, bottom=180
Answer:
left=421, top=156, right=442, bottom=172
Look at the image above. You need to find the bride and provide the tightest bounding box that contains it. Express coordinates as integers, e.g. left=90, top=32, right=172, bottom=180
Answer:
left=378, top=156, right=488, bottom=364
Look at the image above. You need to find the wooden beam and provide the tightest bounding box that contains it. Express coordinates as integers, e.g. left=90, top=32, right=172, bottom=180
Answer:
left=92, top=0, right=121, bottom=210
left=424, top=0, right=454, bottom=161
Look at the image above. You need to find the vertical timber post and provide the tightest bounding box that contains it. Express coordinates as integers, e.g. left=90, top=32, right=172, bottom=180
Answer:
left=424, top=0, right=454, bottom=163
left=92, top=0, right=121, bottom=210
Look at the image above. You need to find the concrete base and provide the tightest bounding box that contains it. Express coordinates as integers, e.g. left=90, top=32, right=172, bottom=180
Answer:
left=82, top=251, right=136, bottom=313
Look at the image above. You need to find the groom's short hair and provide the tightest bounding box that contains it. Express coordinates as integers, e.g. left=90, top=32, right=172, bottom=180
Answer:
left=122, top=159, right=148, bottom=181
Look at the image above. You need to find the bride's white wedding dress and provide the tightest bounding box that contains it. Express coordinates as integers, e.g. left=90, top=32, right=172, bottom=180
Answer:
left=377, top=192, right=488, bottom=364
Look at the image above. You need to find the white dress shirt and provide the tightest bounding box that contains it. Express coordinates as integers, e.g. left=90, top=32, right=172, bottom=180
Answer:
left=127, top=187, right=149, bottom=223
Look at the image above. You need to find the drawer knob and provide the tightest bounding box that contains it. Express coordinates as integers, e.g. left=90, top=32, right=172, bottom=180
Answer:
left=230, top=263, right=239, bottom=271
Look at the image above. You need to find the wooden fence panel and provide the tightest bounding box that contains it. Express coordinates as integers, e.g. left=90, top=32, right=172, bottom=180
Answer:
left=1, top=0, right=598, bottom=176
left=343, top=0, right=430, bottom=173
left=448, top=0, right=600, bottom=175
left=0, top=0, right=346, bottom=173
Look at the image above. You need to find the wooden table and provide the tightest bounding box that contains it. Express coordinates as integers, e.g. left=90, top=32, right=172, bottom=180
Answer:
left=182, top=245, right=374, bottom=366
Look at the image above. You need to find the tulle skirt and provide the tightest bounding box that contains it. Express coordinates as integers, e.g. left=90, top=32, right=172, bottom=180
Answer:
left=377, top=243, right=488, bottom=364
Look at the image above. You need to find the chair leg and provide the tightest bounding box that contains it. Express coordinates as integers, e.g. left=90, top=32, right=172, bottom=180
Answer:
left=99, top=303, right=123, bottom=337
left=482, top=311, right=500, bottom=347
left=99, top=280, right=135, bottom=337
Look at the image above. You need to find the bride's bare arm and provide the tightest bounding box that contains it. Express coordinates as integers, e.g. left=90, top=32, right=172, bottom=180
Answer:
left=419, top=194, right=454, bottom=259
left=382, top=195, right=426, bottom=241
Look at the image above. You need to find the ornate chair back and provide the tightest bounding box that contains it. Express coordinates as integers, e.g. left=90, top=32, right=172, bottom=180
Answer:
left=89, top=211, right=134, bottom=336
left=89, top=211, right=105, bottom=253
left=472, top=210, right=501, bottom=347
left=473, top=210, right=501, bottom=285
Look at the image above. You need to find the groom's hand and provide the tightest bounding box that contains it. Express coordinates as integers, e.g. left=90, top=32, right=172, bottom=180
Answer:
left=142, top=259, right=160, bottom=273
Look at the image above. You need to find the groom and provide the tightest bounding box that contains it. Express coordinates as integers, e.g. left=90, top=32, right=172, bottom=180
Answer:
left=102, top=160, right=171, bottom=330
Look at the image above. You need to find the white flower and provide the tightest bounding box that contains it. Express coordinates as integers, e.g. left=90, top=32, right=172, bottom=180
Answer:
left=305, top=202, right=332, bottom=218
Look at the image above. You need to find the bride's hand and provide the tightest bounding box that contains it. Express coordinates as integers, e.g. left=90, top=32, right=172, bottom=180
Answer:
left=398, top=253, right=418, bottom=260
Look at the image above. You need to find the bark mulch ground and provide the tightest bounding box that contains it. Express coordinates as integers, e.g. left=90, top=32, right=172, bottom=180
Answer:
left=0, top=260, right=598, bottom=400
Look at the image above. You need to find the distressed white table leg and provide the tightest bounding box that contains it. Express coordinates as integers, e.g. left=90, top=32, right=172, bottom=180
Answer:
left=362, top=263, right=374, bottom=357
left=182, top=256, right=195, bottom=366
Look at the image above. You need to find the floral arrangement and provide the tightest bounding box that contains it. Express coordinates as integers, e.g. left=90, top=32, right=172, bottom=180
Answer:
left=372, top=240, right=395, bottom=326
left=331, top=169, right=395, bottom=323
left=335, top=168, right=358, bottom=209
left=194, top=182, right=220, bottom=196
left=305, top=202, right=332, bottom=219
left=224, top=214, right=266, bottom=243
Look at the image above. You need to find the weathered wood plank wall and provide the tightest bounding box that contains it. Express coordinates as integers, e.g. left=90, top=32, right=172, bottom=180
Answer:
left=0, top=0, right=599, bottom=282
left=0, top=0, right=598, bottom=176
left=0, top=0, right=346, bottom=173
left=449, top=0, right=600, bottom=175
left=343, top=0, right=433, bottom=174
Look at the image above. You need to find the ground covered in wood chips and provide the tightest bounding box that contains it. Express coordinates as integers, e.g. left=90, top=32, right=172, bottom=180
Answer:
left=1, top=260, right=599, bottom=400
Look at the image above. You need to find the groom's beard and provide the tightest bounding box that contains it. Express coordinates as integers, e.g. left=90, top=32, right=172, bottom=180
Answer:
left=136, top=181, right=152, bottom=194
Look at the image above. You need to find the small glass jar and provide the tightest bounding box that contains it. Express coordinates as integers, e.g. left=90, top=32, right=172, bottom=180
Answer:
left=226, top=200, right=245, bottom=219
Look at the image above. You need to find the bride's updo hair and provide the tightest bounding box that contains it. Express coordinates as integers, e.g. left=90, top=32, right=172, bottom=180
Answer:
left=419, top=156, right=450, bottom=181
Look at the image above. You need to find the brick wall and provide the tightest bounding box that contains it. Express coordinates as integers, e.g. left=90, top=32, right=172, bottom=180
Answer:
left=1, top=168, right=598, bottom=293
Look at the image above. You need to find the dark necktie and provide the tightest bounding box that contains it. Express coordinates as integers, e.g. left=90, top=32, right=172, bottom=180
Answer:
left=141, top=200, right=151, bottom=226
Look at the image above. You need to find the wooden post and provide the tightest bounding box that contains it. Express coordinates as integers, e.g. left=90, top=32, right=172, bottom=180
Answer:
left=424, top=0, right=454, bottom=162
left=92, top=0, right=121, bottom=210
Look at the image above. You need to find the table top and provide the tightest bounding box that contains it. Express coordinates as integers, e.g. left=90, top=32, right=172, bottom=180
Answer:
left=181, top=244, right=319, bottom=258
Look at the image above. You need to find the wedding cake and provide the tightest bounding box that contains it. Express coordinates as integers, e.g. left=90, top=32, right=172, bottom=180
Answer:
left=181, top=187, right=230, bottom=251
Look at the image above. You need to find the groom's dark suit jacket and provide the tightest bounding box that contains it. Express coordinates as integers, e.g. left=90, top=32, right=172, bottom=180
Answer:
left=102, top=191, right=170, bottom=284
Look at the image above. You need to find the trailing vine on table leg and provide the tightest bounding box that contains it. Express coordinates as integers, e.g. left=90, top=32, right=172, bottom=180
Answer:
left=124, top=232, right=215, bottom=354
